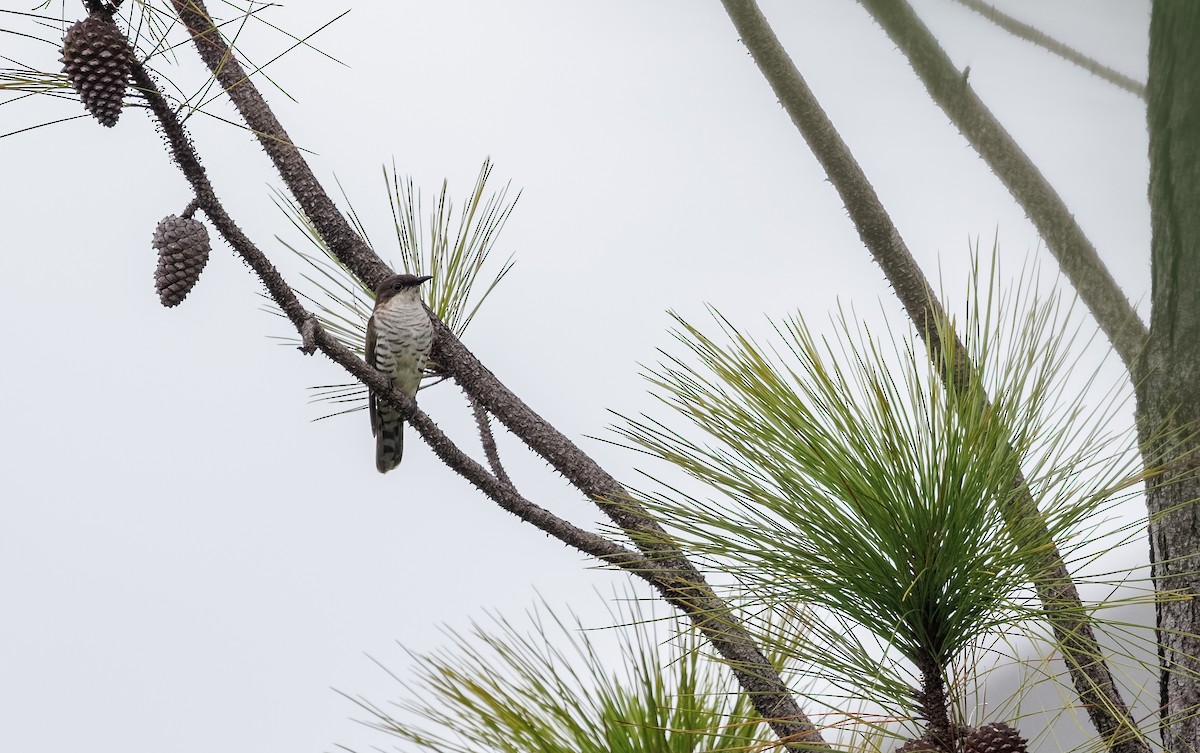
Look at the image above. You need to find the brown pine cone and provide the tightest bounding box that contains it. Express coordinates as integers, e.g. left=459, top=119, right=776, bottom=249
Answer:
left=963, top=722, right=1028, bottom=753
left=897, top=736, right=944, bottom=753
left=60, top=14, right=132, bottom=127
left=153, top=216, right=211, bottom=307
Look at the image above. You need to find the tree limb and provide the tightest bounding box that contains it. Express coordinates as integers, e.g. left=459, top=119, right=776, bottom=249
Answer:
left=720, top=3, right=1148, bottom=751
left=949, top=0, right=1147, bottom=100
left=857, top=0, right=1148, bottom=375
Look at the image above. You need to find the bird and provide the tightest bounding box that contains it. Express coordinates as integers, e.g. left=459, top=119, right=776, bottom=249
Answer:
left=365, top=273, right=433, bottom=473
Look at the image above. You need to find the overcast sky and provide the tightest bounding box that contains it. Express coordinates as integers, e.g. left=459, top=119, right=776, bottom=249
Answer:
left=1, top=1, right=1151, bottom=751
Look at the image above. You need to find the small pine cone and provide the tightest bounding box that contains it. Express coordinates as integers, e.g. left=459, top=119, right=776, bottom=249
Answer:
left=963, top=722, right=1028, bottom=753
left=60, top=14, right=132, bottom=127
left=897, top=736, right=943, bottom=753
left=153, top=215, right=211, bottom=307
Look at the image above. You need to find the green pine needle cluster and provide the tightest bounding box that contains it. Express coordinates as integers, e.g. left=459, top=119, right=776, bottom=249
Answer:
left=389, top=159, right=517, bottom=337
left=354, top=596, right=783, bottom=753
left=618, top=264, right=1144, bottom=716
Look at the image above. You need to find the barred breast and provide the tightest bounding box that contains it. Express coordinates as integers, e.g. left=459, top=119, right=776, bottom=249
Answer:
left=371, top=295, right=433, bottom=393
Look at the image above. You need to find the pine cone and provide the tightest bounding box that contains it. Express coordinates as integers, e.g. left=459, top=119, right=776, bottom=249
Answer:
left=897, top=736, right=944, bottom=753
left=153, top=216, right=211, bottom=307
left=963, top=722, right=1028, bottom=753
left=60, top=14, right=132, bottom=127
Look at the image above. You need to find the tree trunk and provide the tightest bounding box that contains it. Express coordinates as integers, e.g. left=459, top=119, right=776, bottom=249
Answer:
left=1139, top=4, right=1200, bottom=751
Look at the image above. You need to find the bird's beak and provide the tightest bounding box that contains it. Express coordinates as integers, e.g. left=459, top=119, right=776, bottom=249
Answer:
left=416, top=275, right=433, bottom=284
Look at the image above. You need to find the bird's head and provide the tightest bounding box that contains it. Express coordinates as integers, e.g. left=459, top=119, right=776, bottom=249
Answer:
left=374, top=273, right=432, bottom=306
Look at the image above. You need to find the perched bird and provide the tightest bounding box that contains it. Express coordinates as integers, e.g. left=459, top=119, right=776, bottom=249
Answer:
left=366, top=273, right=433, bottom=473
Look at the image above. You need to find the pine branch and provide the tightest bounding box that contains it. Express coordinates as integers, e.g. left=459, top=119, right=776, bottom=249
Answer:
left=857, top=0, right=1148, bottom=375
left=719, top=3, right=1149, bottom=752
left=143, top=1, right=828, bottom=747
left=949, top=0, right=1147, bottom=100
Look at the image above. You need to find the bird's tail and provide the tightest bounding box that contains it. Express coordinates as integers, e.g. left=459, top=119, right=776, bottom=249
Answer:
left=374, top=401, right=404, bottom=473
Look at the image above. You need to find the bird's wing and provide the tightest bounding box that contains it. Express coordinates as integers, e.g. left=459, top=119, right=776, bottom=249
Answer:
left=366, top=314, right=380, bottom=436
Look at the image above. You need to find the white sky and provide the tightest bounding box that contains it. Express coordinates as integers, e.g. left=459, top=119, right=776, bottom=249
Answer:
left=0, top=1, right=1151, bottom=751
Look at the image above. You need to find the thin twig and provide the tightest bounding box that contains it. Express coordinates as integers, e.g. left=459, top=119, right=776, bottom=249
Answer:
left=720, top=3, right=1148, bottom=753
left=949, top=0, right=1147, bottom=100
left=468, top=392, right=512, bottom=487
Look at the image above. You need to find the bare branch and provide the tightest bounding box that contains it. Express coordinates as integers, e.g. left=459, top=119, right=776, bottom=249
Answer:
left=949, top=0, right=1147, bottom=100
left=857, top=0, right=1148, bottom=374
left=467, top=391, right=513, bottom=487
left=720, top=3, right=1148, bottom=751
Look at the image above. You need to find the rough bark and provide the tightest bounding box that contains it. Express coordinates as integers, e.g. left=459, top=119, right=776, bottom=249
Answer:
left=1139, top=4, right=1200, bottom=751
left=914, top=650, right=956, bottom=752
